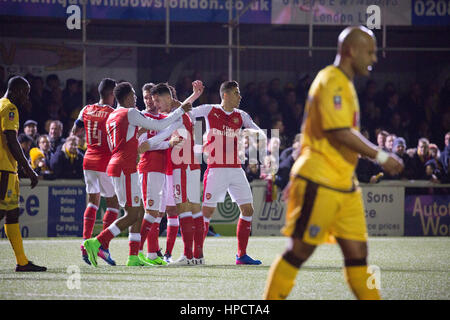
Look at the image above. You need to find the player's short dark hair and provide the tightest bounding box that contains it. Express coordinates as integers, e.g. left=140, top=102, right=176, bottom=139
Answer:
left=7, top=76, right=30, bottom=92
left=45, top=74, right=59, bottom=85
left=219, top=80, right=238, bottom=99
left=98, top=78, right=117, bottom=99
left=113, top=82, right=133, bottom=104
left=142, top=82, right=155, bottom=93
left=150, top=83, right=172, bottom=97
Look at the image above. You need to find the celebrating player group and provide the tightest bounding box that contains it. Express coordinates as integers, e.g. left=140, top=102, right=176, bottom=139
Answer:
left=75, top=78, right=267, bottom=267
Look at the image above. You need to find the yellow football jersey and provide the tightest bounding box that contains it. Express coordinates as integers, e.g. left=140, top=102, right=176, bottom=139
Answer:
left=0, top=98, right=20, bottom=173
left=292, top=65, right=360, bottom=191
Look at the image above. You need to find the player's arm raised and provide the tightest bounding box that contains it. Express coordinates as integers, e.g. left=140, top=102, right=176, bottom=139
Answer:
left=128, top=103, right=191, bottom=131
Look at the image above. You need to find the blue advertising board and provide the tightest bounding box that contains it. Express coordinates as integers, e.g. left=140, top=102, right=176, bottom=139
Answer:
left=411, top=0, right=450, bottom=25
left=0, top=0, right=271, bottom=23
left=47, top=186, right=85, bottom=237
left=404, top=195, right=450, bottom=236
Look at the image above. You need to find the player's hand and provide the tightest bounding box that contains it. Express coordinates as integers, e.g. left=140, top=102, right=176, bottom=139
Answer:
left=192, top=80, right=204, bottom=98
left=169, top=135, right=183, bottom=148
left=381, top=154, right=404, bottom=176
left=138, top=127, right=147, bottom=136
left=24, top=166, right=39, bottom=189
left=181, top=102, right=192, bottom=113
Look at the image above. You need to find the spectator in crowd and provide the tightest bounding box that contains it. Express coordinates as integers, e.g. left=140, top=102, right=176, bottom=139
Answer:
left=275, top=133, right=301, bottom=191
left=245, top=163, right=261, bottom=183
left=63, top=78, right=83, bottom=116
left=383, top=137, right=410, bottom=180
left=30, top=134, right=54, bottom=179
left=42, top=74, right=61, bottom=107
left=48, top=120, right=66, bottom=154
left=385, top=133, right=396, bottom=153
left=18, top=133, right=32, bottom=161
left=281, top=89, right=303, bottom=140
left=381, top=91, right=401, bottom=126
left=50, top=135, right=83, bottom=179
left=268, top=78, right=283, bottom=103
left=409, top=138, right=431, bottom=180
left=376, top=130, right=389, bottom=151
left=356, top=155, right=383, bottom=184
left=23, top=119, right=39, bottom=148
left=439, top=137, right=450, bottom=183
left=271, top=117, right=288, bottom=153
left=425, top=143, right=445, bottom=183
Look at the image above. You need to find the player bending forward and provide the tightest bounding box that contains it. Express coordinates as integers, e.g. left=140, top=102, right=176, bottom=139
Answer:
left=190, top=80, right=267, bottom=265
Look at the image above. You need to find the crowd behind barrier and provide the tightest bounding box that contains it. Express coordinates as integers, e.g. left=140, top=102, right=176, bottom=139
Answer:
left=2, top=70, right=449, bottom=186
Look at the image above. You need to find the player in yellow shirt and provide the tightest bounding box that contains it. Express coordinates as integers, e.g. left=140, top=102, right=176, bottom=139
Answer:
left=263, top=26, right=403, bottom=300
left=1, top=76, right=46, bottom=272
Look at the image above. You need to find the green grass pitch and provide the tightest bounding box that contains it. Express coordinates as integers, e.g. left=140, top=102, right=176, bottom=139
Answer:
left=0, top=236, right=448, bottom=300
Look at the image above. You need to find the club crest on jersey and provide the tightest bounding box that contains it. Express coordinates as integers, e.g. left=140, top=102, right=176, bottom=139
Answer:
left=147, top=199, right=154, bottom=207
left=9, top=111, right=15, bottom=121
left=308, top=225, right=320, bottom=238
left=232, top=117, right=239, bottom=124
left=134, top=196, right=140, bottom=204
left=206, top=193, right=212, bottom=200
left=333, top=95, right=342, bottom=110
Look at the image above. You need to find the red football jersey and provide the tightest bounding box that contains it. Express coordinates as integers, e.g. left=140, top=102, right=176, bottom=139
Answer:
left=137, top=112, right=168, bottom=174
left=105, top=107, right=139, bottom=177
left=79, top=104, right=114, bottom=172
left=190, top=104, right=264, bottom=169
left=172, top=113, right=201, bottom=170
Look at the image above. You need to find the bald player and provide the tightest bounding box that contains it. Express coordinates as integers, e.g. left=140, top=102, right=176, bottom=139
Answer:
left=0, top=76, right=46, bottom=271
left=263, top=26, right=403, bottom=300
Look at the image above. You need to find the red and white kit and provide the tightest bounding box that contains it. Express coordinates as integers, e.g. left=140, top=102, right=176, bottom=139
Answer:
left=190, top=104, right=266, bottom=207
left=106, top=106, right=184, bottom=208
left=171, top=112, right=201, bottom=205
left=137, top=111, right=174, bottom=212
left=76, top=104, right=115, bottom=197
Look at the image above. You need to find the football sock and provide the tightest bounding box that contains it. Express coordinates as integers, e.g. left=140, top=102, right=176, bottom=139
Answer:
left=128, top=233, right=141, bottom=256
left=5, top=223, right=28, bottom=266
left=203, top=216, right=210, bottom=240
left=103, top=207, right=120, bottom=231
left=192, top=212, right=204, bottom=258
left=139, top=214, right=155, bottom=251
left=263, top=253, right=302, bottom=300
left=179, top=212, right=194, bottom=259
left=237, top=214, right=252, bottom=257
left=97, top=222, right=120, bottom=249
left=147, top=217, right=161, bottom=255
left=83, top=203, right=98, bottom=240
left=344, top=259, right=381, bottom=300
left=165, top=216, right=179, bottom=256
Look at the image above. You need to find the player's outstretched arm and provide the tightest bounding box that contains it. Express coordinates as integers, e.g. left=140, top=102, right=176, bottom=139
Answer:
left=128, top=105, right=188, bottom=131
left=138, top=119, right=183, bottom=153
left=183, top=80, right=204, bottom=105
left=4, top=130, right=38, bottom=188
left=324, top=128, right=404, bottom=176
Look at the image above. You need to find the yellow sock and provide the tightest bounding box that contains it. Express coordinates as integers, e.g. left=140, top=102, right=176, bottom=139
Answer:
left=344, top=265, right=381, bottom=300
left=5, top=223, right=28, bottom=266
left=263, top=255, right=299, bottom=300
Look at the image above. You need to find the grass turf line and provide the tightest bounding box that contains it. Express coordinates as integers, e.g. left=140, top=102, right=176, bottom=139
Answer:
left=0, top=237, right=448, bottom=300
